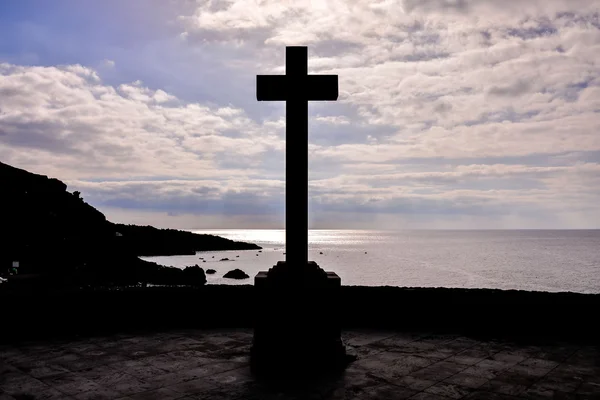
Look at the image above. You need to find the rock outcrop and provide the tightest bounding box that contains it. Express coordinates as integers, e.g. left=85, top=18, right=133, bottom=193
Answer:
left=223, top=269, right=250, bottom=280
left=182, top=265, right=207, bottom=286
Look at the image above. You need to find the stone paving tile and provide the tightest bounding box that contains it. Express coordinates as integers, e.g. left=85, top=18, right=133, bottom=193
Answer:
left=353, top=351, right=435, bottom=379
left=344, top=343, right=385, bottom=359
left=447, top=346, right=500, bottom=366
left=576, top=381, right=600, bottom=397
left=141, top=371, right=191, bottom=390
left=203, top=366, right=252, bottom=386
left=166, top=377, right=219, bottom=396
left=395, top=341, right=440, bottom=356
left=535, top=345, right=580, bottom=363
left=318, top=363, right=387, bottom=398
left=0, top=373, right=52, bottom=396
left=41, top=373, right=104, bottom=396
left=5, top=386, right=70, bottom=400
left=77, top=364, right=121, bottom=381
left=362, top=333, right=417, bottom=350
left=147, top=355, right=194, bottom=374
left=553, top=362, right=600, bottom=379
left=521, top=384, right=577, bottom=399
left=341, top=329, right=398, bottom=347
left=183, top=387, right=234, bottom=400
left=424, top=381, right=474, bottom=399
left=508, top=364, right=556, bottom=379
left=72, top=385, right=123, bottom=400
left=461, top=358, right=513, bottom=380
left=182, top=361, right=246, bottom=382
left=390, top=375, right=437, bottom=391
left=94, top=371, right=154, bottom=396
left=488, top=351, right=528, bottom=366
left=564, top=347, right=600, bottom=368
left=443, top=372, right=489, bottom=389
left=480, top=379, right=530, bottom=396
left=409, top=392, right=451, bottom=400
left=519, top=357, right=560, bottom=371
left=359, top=382, right=417, bottom=399
left=416, top=346, right=460, bottom=361
left=463, top=390, right=524, bottom=400
left=118, top=363, right=171, bottom=381
left=125, top=387, right=184, bottom=400
left=493, top=369, right=541, bottom=387
left=210, top=344, right=251, bottom=363
left=537, top=370, right=585, bottom=392
left=410, top=360, right=468, bottom=382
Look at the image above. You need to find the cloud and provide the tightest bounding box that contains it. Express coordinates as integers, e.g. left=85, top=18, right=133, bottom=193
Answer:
left=0, top=62, right=284, bottom=181
left=1, top=0, right=600, bottom=228
left=486, top=80, right=532, bottom=97
left=315, top=115, right=350, bottom=125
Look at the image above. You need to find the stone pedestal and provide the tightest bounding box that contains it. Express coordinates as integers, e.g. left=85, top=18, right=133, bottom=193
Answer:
left=250, top=261, right=349, bottom=377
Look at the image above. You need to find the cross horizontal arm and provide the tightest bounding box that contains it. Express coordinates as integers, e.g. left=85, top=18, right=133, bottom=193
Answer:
left=306, top=75, right=338, bottom=101
left=257, top=75, right=287, bottom=101
left=257, top=75, right=339, bottom=101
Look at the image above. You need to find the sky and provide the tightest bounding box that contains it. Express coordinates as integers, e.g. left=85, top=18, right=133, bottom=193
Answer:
left=1, top=0, right=599, bottom=229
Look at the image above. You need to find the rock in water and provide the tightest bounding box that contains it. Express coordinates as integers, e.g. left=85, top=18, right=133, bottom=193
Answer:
left=182, top=265, right=207, bottom=286
left=223, top=269, right=249, bottom=279
left=220, top=257, right=230, bottom=261
left=206, top=269, right=216, bottom=274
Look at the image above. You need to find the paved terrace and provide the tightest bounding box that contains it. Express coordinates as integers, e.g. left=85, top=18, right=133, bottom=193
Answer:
left=1, top=329, right=599, bottom=400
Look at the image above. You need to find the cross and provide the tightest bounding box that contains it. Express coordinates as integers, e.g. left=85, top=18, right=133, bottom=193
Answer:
left=257, top=46, right=338, bottom=268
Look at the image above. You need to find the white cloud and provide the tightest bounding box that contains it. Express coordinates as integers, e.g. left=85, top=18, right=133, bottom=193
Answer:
left=0, top=63, right=284, bottom=181
left=315, top=115, right=350, bottom=125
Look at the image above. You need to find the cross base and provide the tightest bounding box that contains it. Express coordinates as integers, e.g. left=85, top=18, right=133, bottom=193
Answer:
left=250, top=261, right=352, bottom=378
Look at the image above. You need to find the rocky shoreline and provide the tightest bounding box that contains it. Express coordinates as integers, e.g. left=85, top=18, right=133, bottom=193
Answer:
left=110, top=224, right=261, bottom=256
left=0, top=161, right=261, bottom=286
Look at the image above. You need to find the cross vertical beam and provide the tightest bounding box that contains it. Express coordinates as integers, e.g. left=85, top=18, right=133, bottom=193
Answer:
left=285, top=47, right=309, bottom=268
left=257, top=46, right=338, bottom=269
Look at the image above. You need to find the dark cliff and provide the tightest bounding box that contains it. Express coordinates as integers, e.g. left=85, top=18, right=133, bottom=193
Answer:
left=0, top=161, right=260, bottom=282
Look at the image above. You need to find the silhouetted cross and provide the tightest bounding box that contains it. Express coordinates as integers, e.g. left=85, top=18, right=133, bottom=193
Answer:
left=257, top=46, right=338, bottom=267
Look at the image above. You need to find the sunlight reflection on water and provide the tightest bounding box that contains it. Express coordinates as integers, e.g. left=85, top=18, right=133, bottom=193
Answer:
left=140, top=229, right=600, bottom=293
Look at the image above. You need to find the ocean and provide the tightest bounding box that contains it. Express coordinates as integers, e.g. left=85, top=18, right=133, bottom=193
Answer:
left=140, top=230, right=600, bottom=294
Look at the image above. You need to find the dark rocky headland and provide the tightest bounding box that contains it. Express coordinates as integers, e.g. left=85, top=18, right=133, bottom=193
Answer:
left=0, top=161, right=260, bottom=288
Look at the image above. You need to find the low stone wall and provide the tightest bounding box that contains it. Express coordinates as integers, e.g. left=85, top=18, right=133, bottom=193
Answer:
left=1, top=285, right=598, bottom=343
left=340, top=286, right=600, bottom=342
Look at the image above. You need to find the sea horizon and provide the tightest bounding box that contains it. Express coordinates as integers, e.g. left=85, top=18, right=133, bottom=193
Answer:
left=142, top=229, right=600, bottom=294
left=187, top=228, right=600, bottom=231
